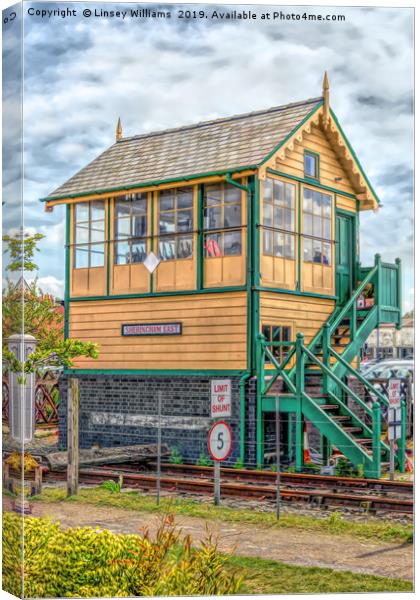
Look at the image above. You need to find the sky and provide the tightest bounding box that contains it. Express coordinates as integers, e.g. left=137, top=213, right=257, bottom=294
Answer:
left=2, top=1, right=414, bottom=311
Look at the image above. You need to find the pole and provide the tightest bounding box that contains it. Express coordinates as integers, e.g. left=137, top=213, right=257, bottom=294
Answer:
left=67, top=378, right=79, bottom=497
left=275, top=396, right=281, bottom=520
left=389, top=432, right=395, bottom=481
left=156, top=390, right=162, bottom=505
left=214, top=461, right=221, bottom=505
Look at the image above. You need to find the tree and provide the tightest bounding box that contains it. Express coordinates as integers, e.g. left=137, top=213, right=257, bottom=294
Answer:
left=2, top=230, right=99, bottom=373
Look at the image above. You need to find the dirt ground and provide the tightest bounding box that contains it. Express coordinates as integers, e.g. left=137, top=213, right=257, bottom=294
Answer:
left=4, top=498, right=413, bottom=581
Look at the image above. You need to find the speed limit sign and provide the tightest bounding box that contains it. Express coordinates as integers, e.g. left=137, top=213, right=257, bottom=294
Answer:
left=208, top=421, right=233, bottom=462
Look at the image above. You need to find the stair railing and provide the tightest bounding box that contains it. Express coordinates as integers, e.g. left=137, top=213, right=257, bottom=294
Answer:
left=257, top=335, right=297, bottom=396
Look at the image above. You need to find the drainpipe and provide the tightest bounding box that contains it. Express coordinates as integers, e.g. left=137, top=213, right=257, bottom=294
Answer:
left=239, top=372, right=251, bottom=464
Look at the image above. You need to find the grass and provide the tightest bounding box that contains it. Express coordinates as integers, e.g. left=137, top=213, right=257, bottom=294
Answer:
left=32, top=486, right=413, bottom=544
left=227, top=555, right=413, bottom=594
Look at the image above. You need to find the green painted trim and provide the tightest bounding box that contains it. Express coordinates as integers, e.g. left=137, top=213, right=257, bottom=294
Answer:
left=266, top=168, right=357, bottom=200
left=106, top=198, right=111, bottom=296
left=330, top=108, right=380, bottom=205
left=239, top=372, right=251, bottom=462
left=303, top=148, right=320, bottom=181
left=297, top=181, right=301, bottom=290
left=257, top=286, right=337, bottom=301
left=69, top=285, right=247, bottom=302
left=197, top=184, right=204, bottom=290
left=40, top=165, right=258, bottom=203
left=246, top=176, right=253, bottom=373
left=336, top=207, right=357, bottom=218
left=64, top=204, right=71, bottom=340
left=64, top=368, right=247, bottom=376
left=259, top=101, right=323, bottom=168
left=226, top=173, right=250, bottom=193
left=150, top=191, right=154, bottom=294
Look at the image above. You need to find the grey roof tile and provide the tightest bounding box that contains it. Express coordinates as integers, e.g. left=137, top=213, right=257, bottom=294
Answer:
left=46, top=97, right=322, bottom=199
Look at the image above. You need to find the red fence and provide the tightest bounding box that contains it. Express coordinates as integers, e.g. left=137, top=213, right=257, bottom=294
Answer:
left=2, top=370, right=60, bottom=426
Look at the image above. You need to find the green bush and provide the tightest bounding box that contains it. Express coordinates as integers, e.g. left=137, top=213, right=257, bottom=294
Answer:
left=197, top=453, right=212, bottom=467
left=2, top=512, right=241, bottom=597
left=170, top=447, right=183, bottom=465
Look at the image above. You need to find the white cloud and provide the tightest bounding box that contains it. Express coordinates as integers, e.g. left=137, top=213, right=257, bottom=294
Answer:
left=31, top=275, right=64, bottom=299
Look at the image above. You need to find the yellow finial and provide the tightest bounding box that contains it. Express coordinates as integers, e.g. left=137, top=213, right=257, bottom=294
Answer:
left=116, top=117, right=122, bottom=142
left=322, top=72, right=330, bottom=126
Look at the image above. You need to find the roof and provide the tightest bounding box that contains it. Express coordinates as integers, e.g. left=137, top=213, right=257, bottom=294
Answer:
left=44, top=97, right=322, bottom=200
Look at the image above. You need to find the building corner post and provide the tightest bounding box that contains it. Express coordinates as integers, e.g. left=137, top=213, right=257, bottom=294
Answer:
left=295, top=332, right=304, bottom=472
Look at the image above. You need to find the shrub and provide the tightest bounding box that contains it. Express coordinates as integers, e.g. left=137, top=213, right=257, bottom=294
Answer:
left=2, top=512, right=241, bottom=598
left=197, top=453, right=212, bottom=467
left=233, top=458, right=244, bottom=470
left=170, top=447, right=183, bottom=465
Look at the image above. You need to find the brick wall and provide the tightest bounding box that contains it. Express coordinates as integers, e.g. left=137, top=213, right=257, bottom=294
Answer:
left=59, top=374, right=258, bottom=466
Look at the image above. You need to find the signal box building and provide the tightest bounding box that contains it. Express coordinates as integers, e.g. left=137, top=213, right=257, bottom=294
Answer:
left=42, top=76, right=403, bottom=477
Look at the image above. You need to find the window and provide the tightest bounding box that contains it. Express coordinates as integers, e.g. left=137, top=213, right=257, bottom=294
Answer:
left=304, top=151, right=319, bottom=179
left=204, top=183, right=242, bottom=257
left=303, top=188, right=332, bottom=265
left=158, top=187, right=194, bottom=260
left=114, top=193, right=148, bottom=265
left=74, top=201, right=105, bottom=268
left=262, top=177, right=295, bottom=259
left=262, top=324, right=292, bottom=363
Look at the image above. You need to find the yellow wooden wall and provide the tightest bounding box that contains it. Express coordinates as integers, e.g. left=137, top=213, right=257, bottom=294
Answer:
left=68, top=291, right=248, bottom=370
left=260, top=291, right=335, bottom=345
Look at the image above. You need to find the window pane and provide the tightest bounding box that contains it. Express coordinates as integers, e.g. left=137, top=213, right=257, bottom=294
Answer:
left=303, top=213, right=312, bottom=235
left=303, top=238, right=312, bottom=263
left=205, top=206, right=222, bottom=230
left=285, top=184, right=295, bottom=209
left=159, top=191, right=174, bottom=211
left=323, top=242, right=332, bottom=266
left=284, top=234, right=295, bottom=259
left=158, top=237, right=175, bottom=260
left=205, top=185, right=221, bottom=207
left=204, top=233, right=223, bottom=257
left=273, top=207, right=282, bottom=228
left=223, top=230, right=241, bottom=256
left=304, top=153, right=317, bottom=178
left=75, top=225, right=89, bottom=244
left=312, top=239, right=323, bottom=264
left=116, top=217, right=131, bottom=238
left=303, top=188, right=312, bottom=212
left=323, top=194, right=332, bottom=217
left=313, top=216, right=322, bottom=238
left=273, top=180, right=284, bottom=205
left=177, top=188, right=193, bottom=209
left=224, top=203, right=241, bottom=228
left=262, top=325, right=271, bottom=341
left=224, top=185, right=241, bottom=203
left=323, top=218, right=331, bottom=240
left=263, top=229, right=273, bottom=255
left=115, top=199, right=131, bottom=218
left=75, top=203, right=89, bottom=223
left=90, top=244, right=104, bottom=267
left=159, top=212, right=175, bottom=234
left=91, top=202, right=105, bottom=221
left=131, top=239, right=147, bottom=263
left=273, top=231, right=283, bottom=257
left=313, top=191, right=322, bottom=215
left=75, top=246, right=89, bottom=268
left=91, top=221, right=105, bottom=242
left=284, top=209, right=294, bottom=232
left=177, top=209, right=193, bottom=232
left=176, top=235, right=193, bottom=259
left=263, top=202, right=273, bottom=227
left=262, top=179, right=272, bottom=202
left=282, top=327, right=290, bottom=342
left=132, top=196, right=147, bottom=214
left=133, top=214, right=147, bottom=237
left=114, top=240, right=130, bottom=265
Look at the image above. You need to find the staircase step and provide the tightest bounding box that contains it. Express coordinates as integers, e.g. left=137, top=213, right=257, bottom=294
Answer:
left=331, top=415, right=352, bottom=422
left=319, top=404, right=340, bottom=411
left=342, top=426, right=363, bottom=434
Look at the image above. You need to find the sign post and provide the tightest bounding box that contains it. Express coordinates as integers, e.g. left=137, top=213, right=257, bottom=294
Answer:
left=208, top=421, right=233, bottom=505
left=388, top=379, right=401, bottom=481
left=210, top=380, right=232, bottom=418
left=275, top=396, right=281, bottom=520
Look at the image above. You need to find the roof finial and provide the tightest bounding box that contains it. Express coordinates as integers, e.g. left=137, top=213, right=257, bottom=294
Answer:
left=116, top=117, right=123, bottom=142
left=322, top=72, right=330, bottom=126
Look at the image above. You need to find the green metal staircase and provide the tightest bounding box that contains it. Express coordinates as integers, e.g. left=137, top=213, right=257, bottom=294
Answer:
left=256, top=255, right=404, bottom=478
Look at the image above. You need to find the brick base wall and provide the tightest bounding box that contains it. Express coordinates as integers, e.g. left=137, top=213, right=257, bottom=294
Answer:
left=59, top=375, right=258, bottom=466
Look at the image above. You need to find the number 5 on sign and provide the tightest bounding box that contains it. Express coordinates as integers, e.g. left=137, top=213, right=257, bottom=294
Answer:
left=208, top=421, right=233, bottom=461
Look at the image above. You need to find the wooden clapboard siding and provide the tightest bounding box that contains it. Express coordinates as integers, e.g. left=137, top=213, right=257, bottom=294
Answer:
left=260, top=292, right=335, bottom=344
left=336, top=194, right=357, bottom=212
left=69, top=291, right=248, bottom=370
left=275, top=124, right=356, bottom=196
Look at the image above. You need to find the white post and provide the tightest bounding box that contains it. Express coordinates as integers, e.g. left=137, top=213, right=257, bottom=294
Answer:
left=214, top=461, right=221, bottom=505
left=7, top=334, right=37, bottom=443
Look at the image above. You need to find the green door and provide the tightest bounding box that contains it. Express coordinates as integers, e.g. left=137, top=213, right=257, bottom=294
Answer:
left=335, top=213, right=354, bottom=305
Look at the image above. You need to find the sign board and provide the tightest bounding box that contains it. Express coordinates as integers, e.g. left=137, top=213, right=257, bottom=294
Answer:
left=143, top=252, right=160, bottom=274
left=211, top=380, right=231, bottom=418
left=388, top=378, right=401, bottom=408
left=388, top=407, right=402, bottom=440
left=122, top=323, right=182, bottom=336
left=208, top=421, right=233, bottom=462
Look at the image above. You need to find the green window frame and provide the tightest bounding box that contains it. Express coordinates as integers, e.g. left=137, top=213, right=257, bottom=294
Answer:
left=74, top=201, right=105, bottom=269
left=203, top=183, right=242, bottom=257
left=302, top=187, right=332, bottom=266
left=114, top=193, right=148, bottom=265
left=304, top=151, right=319, bottom=180
left=262, top=176, right=296, bottom=260
left=262, top=324, right=292, bottom=363
left=158, top=187, right=194, bottom=261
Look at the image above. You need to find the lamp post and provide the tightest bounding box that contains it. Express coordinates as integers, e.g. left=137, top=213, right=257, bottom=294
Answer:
left=7, top=334, right=37, bottom=443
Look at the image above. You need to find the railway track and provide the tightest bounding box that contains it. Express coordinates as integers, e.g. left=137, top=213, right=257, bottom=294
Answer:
left=44, top=463, right=413, bottom=514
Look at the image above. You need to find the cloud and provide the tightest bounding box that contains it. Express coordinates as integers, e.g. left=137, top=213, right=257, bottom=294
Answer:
left=30, top=275, right=64, bottom=298
left=3, top=3, right=413, bottom=307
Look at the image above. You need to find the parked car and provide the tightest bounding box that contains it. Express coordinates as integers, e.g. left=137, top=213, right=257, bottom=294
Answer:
left=362, top=359, right=414, bottom=381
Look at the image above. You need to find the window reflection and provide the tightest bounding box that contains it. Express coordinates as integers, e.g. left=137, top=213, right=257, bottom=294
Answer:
left=262, top=177, right=296, bottom=259
left=203, top=183, right=242, bottom=258
left=158, top=187, right=194, bottom=260
left=74, top=201, right=105, bottom=268
left=114, top=193, right=148, bottom=264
